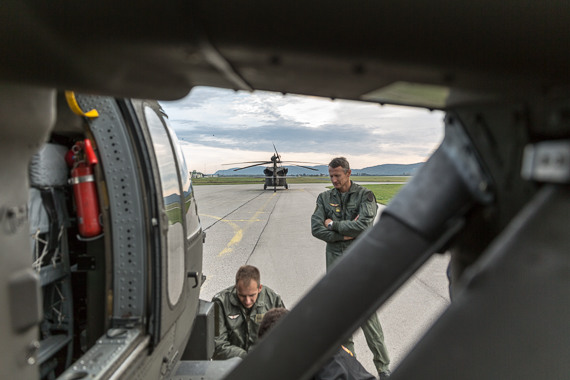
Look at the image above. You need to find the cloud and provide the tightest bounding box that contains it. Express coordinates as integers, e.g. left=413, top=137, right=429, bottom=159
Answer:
left=160, top=86, right=444, bottom=173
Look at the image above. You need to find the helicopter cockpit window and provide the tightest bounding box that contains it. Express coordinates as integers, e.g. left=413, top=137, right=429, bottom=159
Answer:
left=164, top=118, right=200, bottom=237
left=145, top=106, right=185, bottom=306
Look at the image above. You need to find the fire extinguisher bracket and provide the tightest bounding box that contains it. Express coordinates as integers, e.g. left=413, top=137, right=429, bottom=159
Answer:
left=69, top=174, right=95, bottom=185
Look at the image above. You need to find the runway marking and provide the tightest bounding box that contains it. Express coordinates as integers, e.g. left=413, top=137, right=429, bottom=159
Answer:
left=201, top=214, right=242, bottom=256
left=250, top=193, right=276, bottom=225
left=202, top=193, right=277, bottom=257
left=219, top=230, right=243, bottom=256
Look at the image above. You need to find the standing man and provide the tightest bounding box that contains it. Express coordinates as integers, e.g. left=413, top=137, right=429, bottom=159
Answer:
left=212, top=265, right=285, bottom=360
left=311, top=157, right=391, bottom=379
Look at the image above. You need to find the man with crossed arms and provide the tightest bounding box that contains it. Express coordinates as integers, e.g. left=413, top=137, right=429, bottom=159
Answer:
left=311, top=157, right=391, bottom=379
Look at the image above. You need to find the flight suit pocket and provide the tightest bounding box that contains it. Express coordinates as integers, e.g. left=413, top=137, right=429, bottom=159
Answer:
left=227, top=314, right=243, bottom=335
left=227, top=313, right=243, bottom=327
left=227, top=315, right=245, bottom=346
left=327, top=202, right=341, bottom=219
left=346, top=207, right=358, bottom=220
left=255, top=313, right=266, bottom=323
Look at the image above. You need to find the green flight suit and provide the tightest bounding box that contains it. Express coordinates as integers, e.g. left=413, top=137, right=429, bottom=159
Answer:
left=311, top=181, right=390, bottom=374
left=212, top=285, right=285, bottom=360
left=311, top=181, right=379, bottom=270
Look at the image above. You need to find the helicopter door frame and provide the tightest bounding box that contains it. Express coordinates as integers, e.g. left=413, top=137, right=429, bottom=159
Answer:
left=80, top=96, right=148, bottom=321
left=135, top=100, right=207, bottom=374
left=55, top=95, right=151, bottom=380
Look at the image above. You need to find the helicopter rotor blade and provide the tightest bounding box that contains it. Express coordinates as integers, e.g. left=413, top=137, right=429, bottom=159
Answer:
left=291, top=164, right=320, bottom=171
left=223, top=161, right=270, bottom=165
left=233, top=162, right=273, bottom=170
left=279, top=161, right=322, bottom=165
left=225, top=146, right=321, bottom=173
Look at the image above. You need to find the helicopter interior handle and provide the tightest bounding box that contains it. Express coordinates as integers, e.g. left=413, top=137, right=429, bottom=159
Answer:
left=187, top=271, right=206, bottom=289
left=225, top=115, right=494, bottom=380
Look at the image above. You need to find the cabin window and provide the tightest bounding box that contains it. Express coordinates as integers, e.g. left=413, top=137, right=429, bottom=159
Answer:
left=145, top=107, right=185, bottom=306
left=163, top=118, right=201, bottom=238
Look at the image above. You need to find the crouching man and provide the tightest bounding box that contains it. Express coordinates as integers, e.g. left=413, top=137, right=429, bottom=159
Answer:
left=212, top=265, right=285, bottom=359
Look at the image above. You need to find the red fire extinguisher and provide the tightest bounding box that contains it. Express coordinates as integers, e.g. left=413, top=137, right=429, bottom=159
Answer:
left=69, top=139, right=102, bottom=238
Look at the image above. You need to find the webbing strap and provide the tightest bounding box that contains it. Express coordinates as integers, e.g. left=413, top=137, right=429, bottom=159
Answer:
left=65, top=91, right=99, bottom=118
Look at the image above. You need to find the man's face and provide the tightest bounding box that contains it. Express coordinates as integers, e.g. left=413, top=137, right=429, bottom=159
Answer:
left=236, top=279, right=262, bottom=309
left=329, top=165, right=351, bottom=192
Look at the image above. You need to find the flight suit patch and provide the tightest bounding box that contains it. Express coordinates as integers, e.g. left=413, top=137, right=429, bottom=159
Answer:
left=366, top=191, right=375, bottom=202
left=329, top=203, right=339, bottom=207
left=228, top=314, right=240, bottom=320
left=255, top=313, right=265, bottom=323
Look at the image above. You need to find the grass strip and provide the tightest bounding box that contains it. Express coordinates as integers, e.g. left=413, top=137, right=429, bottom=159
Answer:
left=360, top=184, right=405, bottom=205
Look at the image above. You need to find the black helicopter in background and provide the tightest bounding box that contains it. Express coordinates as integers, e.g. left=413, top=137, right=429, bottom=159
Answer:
left=226, top=145, right=319, bottom=192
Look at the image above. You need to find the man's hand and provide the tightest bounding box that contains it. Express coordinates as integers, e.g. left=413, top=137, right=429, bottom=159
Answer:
left=325, top=218, right=356, bottom=240
left=325, top=214, right=358, bottom=228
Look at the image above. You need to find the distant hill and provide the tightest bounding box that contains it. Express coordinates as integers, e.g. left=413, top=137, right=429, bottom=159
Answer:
left=213, top=163, right=423, bottom=176
left=354, top=163, right=423, bottom=176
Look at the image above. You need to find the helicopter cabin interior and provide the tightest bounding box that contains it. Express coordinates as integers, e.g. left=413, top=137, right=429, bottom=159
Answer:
left=27, top=93, right=204, bottom=379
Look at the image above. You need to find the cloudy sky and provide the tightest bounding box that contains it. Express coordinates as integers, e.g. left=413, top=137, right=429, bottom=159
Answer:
left=159, top=86, right=445, bottom=174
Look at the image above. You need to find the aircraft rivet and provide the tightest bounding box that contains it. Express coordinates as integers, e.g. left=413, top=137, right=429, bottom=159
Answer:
left=26, top=340, right=40, bottom=365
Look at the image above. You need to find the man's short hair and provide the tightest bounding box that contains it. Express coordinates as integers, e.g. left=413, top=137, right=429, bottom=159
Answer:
left=328, top=157, right=350, bottom=173
left=258, top=307, right=289, bottom=339
left=235, top=265, right=261, bottom=287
